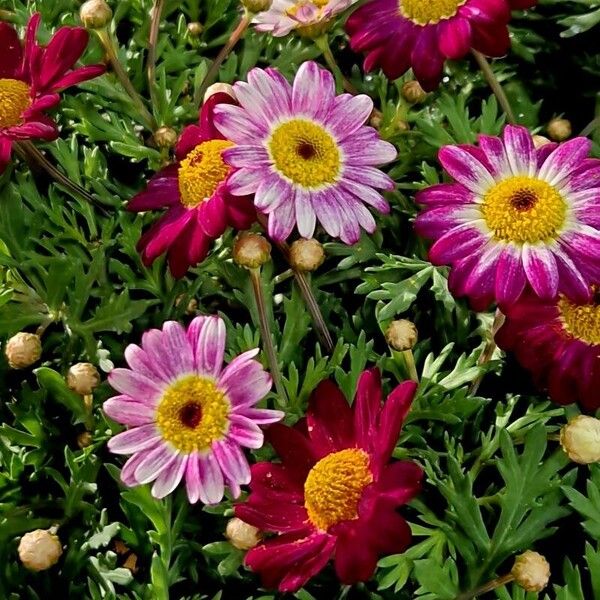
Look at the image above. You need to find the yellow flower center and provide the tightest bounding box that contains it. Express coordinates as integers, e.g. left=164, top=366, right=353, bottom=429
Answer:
left=400, top=0, right=466, bottom=25
left=178, top=139, right=234, bottom=209
left=558, top=294, right=600, bottom=346
left=304, top=448, right=373, bottom=531
left=268, top=119, right=341, bottom=189
left=481, top=176, right=567, bottom=244
left=0, top=78, right=31, bottom=128
left=156, top=375, right=230, bottom=453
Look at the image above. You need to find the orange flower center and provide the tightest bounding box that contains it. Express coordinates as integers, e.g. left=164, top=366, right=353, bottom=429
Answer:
left=178, top=139, right=234, bottom=209
left=304, top=448, right=373, bottom=531
left=558, top=292, right=600, bottom=346
left=0, top=78, right=31, bottom=128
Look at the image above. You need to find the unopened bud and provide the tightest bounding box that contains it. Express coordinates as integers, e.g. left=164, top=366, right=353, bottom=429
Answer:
left=187, top=21, right=204, bottom=37
left=395, top=120, right=410, bottom=132
left=532, top=134, right=551, bottom=149
left=547, top=118, right=571, bottom=142
left=289, top=239, right=325, bottom=272
left=77, top=431, right=93, bottom=449
left=369, top=112, right=383, bottom=129
left=560, top=415, right=600, bottom=464
left=203, top=83, right=236, bottom=104
left=18, top=529, right=62, bottom=572
left=226, top=517, right=262, bottom=550
left=80, top=0, right=113, bottom=29
left=402, top=80, right=427, bottom=104
left=241, top=0, right=273, bottom=13
left=511, top=551, right=550, bottom=593
left=385, top=319, right=418, bottom=351
left=5, top=332, right=42, bottom=369
left=153, top=126, right=178, bottom=150
left=67, top=363, right=101, bottom=396
left=232, top=232, right=271, bottom=269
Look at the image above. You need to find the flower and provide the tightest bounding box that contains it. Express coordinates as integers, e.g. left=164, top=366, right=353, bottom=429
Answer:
left=414, top=125, right=600, bottom=310
left=213, top=62, right=397, bottom=244
left=103, top=315, right=284, bottom=503
left=67, top=362, right=101, bottom=395
left=0, top=13, right=105, bottom=172
left=495, top=289, right=600, bottom=410
left=5, top=332, right=42, bottom=369
left=346, top=0, right=533, bottom=91
left=560, top=415, right=600, bottom=464
left=18, top=529, right=63, bottom=572
left=511, top=551, right=550, bottom=593
left=235, top=369, right=422, bottom=592
left=253, top=0, right=356, bottom=38
left=127, top=93, right=256, bottom=278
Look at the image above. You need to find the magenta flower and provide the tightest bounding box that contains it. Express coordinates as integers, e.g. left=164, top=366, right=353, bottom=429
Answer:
left=414, top=125, right=600, bottom=309
left=127, top=92, right=256, bottom=278
left=104, top=316, right=284, bottom=503
left=213, top=61, right=397, bottom=245
left=346, top=0, right=533, bottom=91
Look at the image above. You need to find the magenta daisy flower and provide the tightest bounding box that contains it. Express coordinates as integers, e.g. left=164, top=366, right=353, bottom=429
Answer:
left=496, top=289, right=600, bottom=411
left=346, top=0, right=530, bottom=91
left=414, top=125, right=600, bottom=309
left=104, top=316, right=284, bottom=503
left=213, top=61, right=397, bottom=244
left=127, top=92, right=256, bottom=278
left=0, top=13, right=105, bottom=172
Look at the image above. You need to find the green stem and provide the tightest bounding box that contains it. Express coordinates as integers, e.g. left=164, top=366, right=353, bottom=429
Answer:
left=455, top=573, right=514, bottom=600
left=469, top=308, right=505, bottom=397
left=315, top=35, right=359, bottom=95
left=581, top=115, right=600, bottom=137
left=472, top=50, right=516, bottom=124
left=147, top=0, right=166, bottom=117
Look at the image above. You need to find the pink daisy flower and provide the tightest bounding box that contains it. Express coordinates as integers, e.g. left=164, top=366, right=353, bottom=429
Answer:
left=346, top=0, right=535, bottom=91
left=127, top=92, right=256, bottom=278
left=414, top=125, right=600, bottom=310
left=104, top=316, right=284, bottom=503
left=0, top=13, right=105, bottom=172
left=253, top=0, right=357, bottom=37
left=213, top=61, right=397, bottom=245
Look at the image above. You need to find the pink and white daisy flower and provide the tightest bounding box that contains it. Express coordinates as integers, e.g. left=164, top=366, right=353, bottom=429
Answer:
left=213, top=61, right=397, bottom=245
left=104, top=316, right=284, bottom=504
left=414, top=125, right=600, bottom=309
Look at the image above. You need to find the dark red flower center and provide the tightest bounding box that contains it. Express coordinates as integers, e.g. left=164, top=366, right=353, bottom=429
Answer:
left=179, top=401, right=203, bottom=428
left=297, top=140, right=317, bottom=160
left=510, top=190, right=537, bottom=211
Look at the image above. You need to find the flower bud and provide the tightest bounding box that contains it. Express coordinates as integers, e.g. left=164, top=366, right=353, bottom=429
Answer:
left=187, top=21, right=204, bottom=37
left=402, top=80, right=427, bottom=104
left=232, top=232, right=271, bottom=269
left=18, top=529, right=63, bottom=572
left=385, top=319, right=418, bottom=352
left=289, top=239, right=325, bottom=272
left=67, top=363, right=101, bottom=396
left=77, top=431, right=93, bottom=449
left=532, top=134, right=551, bottom=148
left=5, top=332, right=42, bottom=369
left=80, top=0, right=113, bottom=30
left=226, top=517, right=262, bottom=550
left=203, top=83, right=236, bottom=104
left=153, top=126, right=178, bottom=150
left=547, top=118, right=571, bottom=142
left=241, top=0, right=273, bottom=13
left=369, top=112, right=383, bottom=129
left=511, top=551, right=550, bottom=593
left=560, top=415, right=600, bottom=464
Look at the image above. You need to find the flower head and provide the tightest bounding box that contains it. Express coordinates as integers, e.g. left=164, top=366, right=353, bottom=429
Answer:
left=127, top=93, right=256, bottom=278
left=415, top=125, right=600, bottom=309
left=104, top=316, right=284, bottom=503
left=253, top=0, right=356, bottom=37
left=18, top=529, right=62, bottom=572
left=235, top=369, right=422, bottom=592
left=495, top=289, right=600, bottom=411
left=346, top=0, right=533, bottom=91
left=214, top=62, right=397, bottom=244
left=0, top=13, right=105, bottom=172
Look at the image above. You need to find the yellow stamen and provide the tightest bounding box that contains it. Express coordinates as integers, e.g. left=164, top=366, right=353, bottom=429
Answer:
left=268, top=119, right=341, bottom=189
left=304, top=448, right=373, bottom=531
left=0, top=79, right=31, bottom=128
left=559, top=295, right=600, bottom=346
left=178, top=139, right=234, bottom=209
left=400, top=0, right=466, bottom=25
left=481, top=176, right=567, bottom=244
left=156, top=375, right=230, bottom=453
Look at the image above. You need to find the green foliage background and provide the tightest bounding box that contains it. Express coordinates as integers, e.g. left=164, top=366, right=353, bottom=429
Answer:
left=0, top=0, right=599, bottom=598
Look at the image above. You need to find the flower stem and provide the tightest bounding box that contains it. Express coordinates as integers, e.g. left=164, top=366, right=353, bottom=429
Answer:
left=147, top=0, right=166, bottom=116
left=394, top=349, right=419, bottom=383
left=194, top=11, right=251, bottom=106
left=469, top=308, right=506, bottom=396
left=315, top=35, right=359, bottom=95
left=249, top=268, right=288, bottom=405
left=455, top=573, right=515, bottom=600
left=581, top=114, right=600, bottom=137
left=472, top=50, right=516, bottom=124
left=96, top=29, right=157, bottom=130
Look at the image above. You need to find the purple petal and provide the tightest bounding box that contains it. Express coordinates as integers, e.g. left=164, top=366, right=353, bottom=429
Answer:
left=428, top=223, right=488, bottom=264
left=198, top=452, right=225, bottom=504
left=103, top=396, right=156, bottom=426
left=325, top=93, right=373, bottom=139
left=108, top=368, right=165, bottom=402
left=494, top=245, right=526, bottom=306
left=292, top=61, right=335, bottom=119
left=152, top=454, right=187, bottom=498
left=502, top=125, right=536, bottom=176
left=538, top=137, right=593, bottom=187
left=228, top=414, right=265, bottom=449
left=234, top=407, right=284, bottom=424
left=134, top=444, right=178, bottom=484
left=214, top=440, right=251, bottom=493
left=162, top=321, right=195, bottom=375
left=439, top=145, right=495, bottom=194
left=522, top=244, right=559, bottom=299
left=195, top=315, right=226, bottom=377
left=120, top=452, right=149, bottom=486
left=219, top=351, right=272, bottom=408
left=108, top=425, right=161, bottom=455
left=295, top=189, right=317, bottom=238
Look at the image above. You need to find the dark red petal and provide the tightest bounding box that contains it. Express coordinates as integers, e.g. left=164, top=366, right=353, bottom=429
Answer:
left=23, top=13, right=42, bottom=81
left=49, top=63, right=105, bottom=91
left=333, top=520, right=379, bottom=584
left=0, top=22, right=23, bottom=78
left=128, top=164, right=180, bottom=212
left=438, top=17, right=473, bottom=60
left=38, top=27, right=89, bottom=91
left=353, top=368, right=382, bottom=452
left=410, top=27, right=445, bottom=91
left=137, top=205, right=192, bottom=265
left=279, top=535, right=336, bottom=592
left=470, top=22, right=510, bottom=57
left=224, top=193, right=256, bottom=229
left=175, top=124, right=206, bottom=161
left=235, top=500, right=310, bottom=534
left=198, top=190, right=228, bottom=237
left=199, top=92, right=237, bottom=140
left=373, top=460, right=423, bottom=505
left=266, top=424, right=316, bottom=481
left=167, top=216, right=211, bottom=278
left=0, top=137, right=13, bottom=174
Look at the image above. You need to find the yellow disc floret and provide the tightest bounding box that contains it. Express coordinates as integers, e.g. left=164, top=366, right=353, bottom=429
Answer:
left=481, top=176, right=567, bottom=244
left=558, top=295, right=600, bottom=346
left=400, top=0, right=466, bottom=25
left=269, top=119, right=341, bottom=189
left=304, top=448, right=373, bottom=531
left=156, top=375, right=230, bottom=453
left=178, top=139, right=234, bottom=208
left=0, top=79, right=31, bottom=128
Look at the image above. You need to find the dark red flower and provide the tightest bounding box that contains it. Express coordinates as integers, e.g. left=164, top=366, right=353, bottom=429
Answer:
left=496, top=289, right=600, bottom=411
left=235, top=369, right=423, bottom=592
left=128, top=92, right=256, bottom=278
left=0, top=13, right=105, bottom=172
